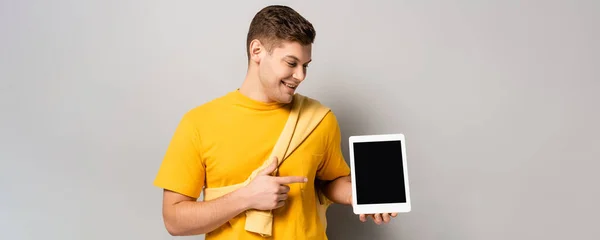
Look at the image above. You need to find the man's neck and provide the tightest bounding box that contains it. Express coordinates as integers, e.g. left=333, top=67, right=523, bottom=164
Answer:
left=239, top=69, right=273, bottom=103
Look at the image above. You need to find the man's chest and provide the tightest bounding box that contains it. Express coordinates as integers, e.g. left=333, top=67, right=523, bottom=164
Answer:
left=200, top=122, right=328, bottom=188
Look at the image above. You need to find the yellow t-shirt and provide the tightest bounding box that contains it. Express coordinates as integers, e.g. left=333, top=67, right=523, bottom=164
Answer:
left=153, top=90, right=350, bottom=240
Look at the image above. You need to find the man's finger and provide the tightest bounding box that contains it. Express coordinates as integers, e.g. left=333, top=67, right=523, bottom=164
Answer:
left=258, top=156, right=278, bottom=175
left=374, top=214, right=382, bottom=225
left=278, top=185, right=290, bottom=193
left=277, top=193, right=288, bottom=201
left=276, top=176, right=308, bottom=184
left=275, top=199, right=286, bottom=209
left=359, top=214, right=367, bottom=222
left=391, top=213, right=398, bottom=218
left=382, top=213, right=391, bottom=223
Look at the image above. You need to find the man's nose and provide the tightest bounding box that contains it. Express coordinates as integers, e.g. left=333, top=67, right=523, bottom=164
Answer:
left=293, top=67, right=306, bottom=81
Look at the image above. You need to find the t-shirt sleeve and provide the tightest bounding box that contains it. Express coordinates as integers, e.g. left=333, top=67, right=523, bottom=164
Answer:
left=153, top=113, right=205, bottom=199
left=316, top=111, right=351, bottom=181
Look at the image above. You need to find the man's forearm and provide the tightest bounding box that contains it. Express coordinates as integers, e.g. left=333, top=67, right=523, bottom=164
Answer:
left=321, top=175, right=352, bottom=205
left=163, top=189, right=249, bottom=236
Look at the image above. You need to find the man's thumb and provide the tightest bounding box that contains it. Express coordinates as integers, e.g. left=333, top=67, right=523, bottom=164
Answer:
left=258, top=156, right=278, bottom=175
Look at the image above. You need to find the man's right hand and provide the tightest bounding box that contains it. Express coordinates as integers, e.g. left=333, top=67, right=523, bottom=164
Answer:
left=240, top=156, right=307, bottom=211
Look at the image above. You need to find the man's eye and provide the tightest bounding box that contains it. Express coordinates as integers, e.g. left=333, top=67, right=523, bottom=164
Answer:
left=287, top=62, right=297, bottom=67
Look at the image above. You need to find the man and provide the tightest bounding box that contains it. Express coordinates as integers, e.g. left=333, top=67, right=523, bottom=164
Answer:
left=153, top=5, right=397, bottom=239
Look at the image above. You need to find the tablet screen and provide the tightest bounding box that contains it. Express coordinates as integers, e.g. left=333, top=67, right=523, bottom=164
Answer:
left=353, top=140, right=406, bottom=204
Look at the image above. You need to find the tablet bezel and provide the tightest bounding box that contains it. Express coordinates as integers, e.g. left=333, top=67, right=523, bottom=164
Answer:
left=348, top=133, right=411, bottom=214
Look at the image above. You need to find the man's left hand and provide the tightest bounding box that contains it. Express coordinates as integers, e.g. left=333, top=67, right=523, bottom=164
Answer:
left=359, top=213, right=398, bottom=224
left=343, top=189, right=398, bottom=224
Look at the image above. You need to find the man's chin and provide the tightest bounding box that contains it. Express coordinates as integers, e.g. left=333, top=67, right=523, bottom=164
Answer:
left=276, top=94, right=294, bottom=104
left=280, top=97, right=293, bottom=104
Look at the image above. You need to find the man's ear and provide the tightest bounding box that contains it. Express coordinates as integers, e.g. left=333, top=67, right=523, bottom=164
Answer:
left=249, top=39, right=264, bottom=64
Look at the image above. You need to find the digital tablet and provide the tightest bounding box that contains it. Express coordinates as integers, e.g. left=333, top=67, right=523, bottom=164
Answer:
left=348, top=133, right=411, bottom=214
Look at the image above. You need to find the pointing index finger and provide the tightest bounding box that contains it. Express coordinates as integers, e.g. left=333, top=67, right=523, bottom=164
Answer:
left=276, top=176, right=308, bottom=184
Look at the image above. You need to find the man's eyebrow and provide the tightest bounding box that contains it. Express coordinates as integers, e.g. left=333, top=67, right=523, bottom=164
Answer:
left=284, top=55, right=312, bottom=65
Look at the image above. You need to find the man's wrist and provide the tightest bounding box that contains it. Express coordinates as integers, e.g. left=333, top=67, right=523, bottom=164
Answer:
left=231, top=186, right=252, bottom=211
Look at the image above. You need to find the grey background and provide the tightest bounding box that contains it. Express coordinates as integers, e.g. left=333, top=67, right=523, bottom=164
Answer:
left=1, top=0, right=599, bottom=239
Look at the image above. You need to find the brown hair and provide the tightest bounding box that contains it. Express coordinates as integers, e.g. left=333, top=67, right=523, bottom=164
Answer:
left=246, top=5, right=316, bottom=60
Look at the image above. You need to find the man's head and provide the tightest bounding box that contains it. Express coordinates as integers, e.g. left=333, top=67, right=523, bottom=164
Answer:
left=245, top=5, right=316, bottom=104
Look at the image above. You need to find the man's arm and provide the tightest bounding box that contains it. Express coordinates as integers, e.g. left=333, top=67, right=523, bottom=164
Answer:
left=321, top=175, right=352, bottom=205
left=321, top=175, right=398, bottom=225
left=156, top=114, right=253, bottom=236
left=161, top=156, right=306, bottom=236
left=162, top=189, right=250, bottom=236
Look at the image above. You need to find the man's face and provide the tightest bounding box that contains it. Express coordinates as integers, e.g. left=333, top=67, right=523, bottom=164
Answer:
left=257, top=41, right=312, bottom=104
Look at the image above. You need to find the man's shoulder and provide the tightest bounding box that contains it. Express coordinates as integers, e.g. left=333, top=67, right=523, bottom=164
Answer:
left=295, top=93, right=339, bottom=129
left=296, top=93, right=327, bottom=107
left=318, top=109, right=339, bottom=130
left=181, top=91, right=233, bottom=121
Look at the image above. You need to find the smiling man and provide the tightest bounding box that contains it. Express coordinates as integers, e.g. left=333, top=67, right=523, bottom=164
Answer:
left=153, top=5, right=396, bottom=239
